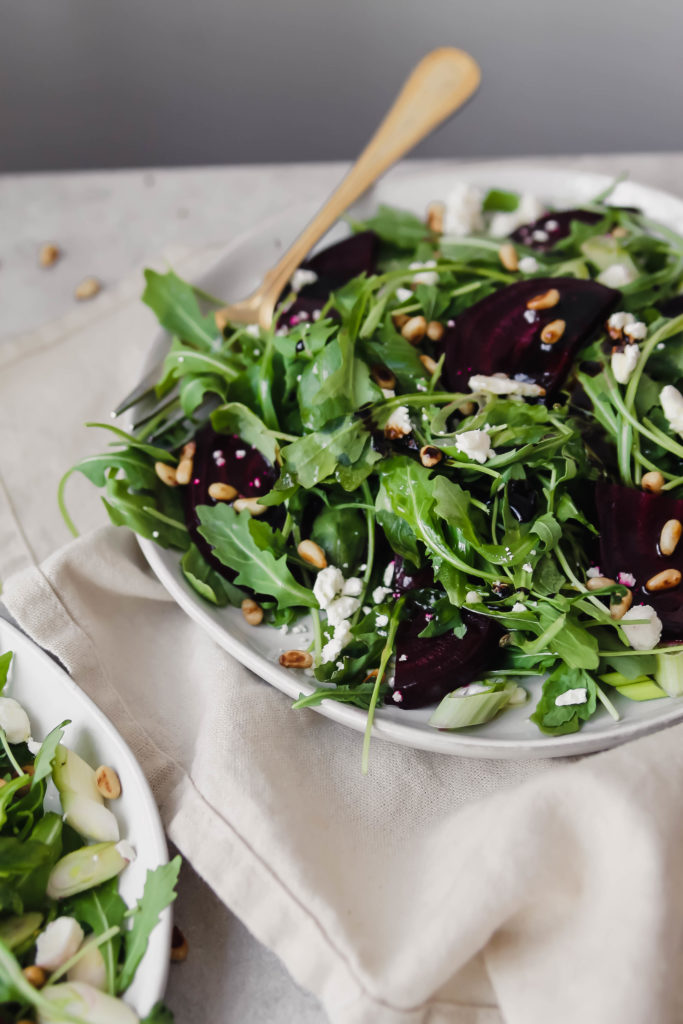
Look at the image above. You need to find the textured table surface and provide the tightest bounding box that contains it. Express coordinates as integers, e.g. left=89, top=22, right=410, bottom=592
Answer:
left=3, top=152, right=682, bottom=1022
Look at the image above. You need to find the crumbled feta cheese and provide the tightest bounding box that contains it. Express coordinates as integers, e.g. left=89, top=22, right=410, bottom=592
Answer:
left=381, top=388, right=396, bottom=399
left=518, top=255, right=539, bottom=274
left=372, top=586, right=391, bottom=604
left=398, top=653, right=408, bottom=662
left=321, top=620, right=353, bottom=664
left=313, top=566, right=345, bottom=610
left=608, top=311, right=636, bottom=331
left=443, top=181, right=484, bottom=236
left=383, top=562, right=395, bottom=587
left=36, top=918, right=85, bottom=971
left=392, top=690, right=404, bottom=703
left=244, top=323, right=260, bottom=337
left=532, top=229, right=549, bottom=243
left=0, top=697, right=31, bottom=744
left=290, top=268, right=318, bottom=292
left=523, top=308, right=539, bottom=323
left=336, top=661, right=345, bottom=672
left=545, top=219, right=559, bottom=231
left=586, top=565, right=602, bottom=578
left=555, top=688, right=588, bottom=707
left=409, top=260, right=439, bottom=286
left=395, top=286, right=413, bottom=303
left=326, top=595, right=361, bottom=627
left=291, top=623, right=308, bottom=634
left=617, top=571, right=636, bottom=587
left=512, top=602, right=527, bottom=613
left=624, top=320, right=647, bottom=341
left=342, top=577, right=363, bottom=598
left=522, top=562, right=533, bottom=573
left=488, top=194, right=545, bottom=238
left=455, top=429, right=496, bottom=465
left=661, top=385, right=683, bottom=436
left=468, top=373, right=544, bottom=397
left=620, top=604, right=663, bottom=651
left=235, top=449, right=246, bottom=459
left=362, top=605, right=371, bottom=615
left=376, top=613, right=389, bottom=627
left=611, top=343, right=640, bottom=385
left=384, top=406, right=412, bottom=438
left=115, top=840, right=137, bottom=863
left=465, top=591, right=480, bottom=604
left=599, top=263, right=636, bottom=288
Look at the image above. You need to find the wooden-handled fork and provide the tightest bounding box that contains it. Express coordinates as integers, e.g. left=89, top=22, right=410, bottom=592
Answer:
left=215, top=47, right=480, bottom=331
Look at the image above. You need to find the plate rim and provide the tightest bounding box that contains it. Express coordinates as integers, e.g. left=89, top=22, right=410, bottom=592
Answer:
left=137, top=159, right=683, bottom=760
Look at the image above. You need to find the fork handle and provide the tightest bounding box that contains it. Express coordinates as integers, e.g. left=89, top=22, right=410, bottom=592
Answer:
left=256, top=47, right=480, bottom=326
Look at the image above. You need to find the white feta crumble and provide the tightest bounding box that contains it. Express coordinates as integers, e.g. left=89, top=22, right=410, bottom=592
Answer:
left=383, top=562, right=395, bottom=587
left=545, top=219, right=559, bottom=231
left=465, top=591, right=480, bottom=604
left=512, top=602, right=527, bottom=613
left=392, top=690, right=404, bottom=703
left=598, top=263, right=636, bottom=288
left=244, top=324, right=260, bottom=338
left=326, top=595, right=361, bottom=627
left=555, top=688, right=588, bottom=707
left=342, top=577, right=363, bottom=597
left=455, top=429, right=496, bottom=465
left=115, top=840, right=137, bottom=863
left=35, top=918, right=85, bottom=971
left=362, top=605, right=371, bottom=615
left=291, top=623, right=309, bottom=634
left=235, top=449, right=246, bottom=459
left=586, top=565, right=602, bottom=578
left=617, top=572, right=636, bottom=587
left=398, top=653, right=408, bottom=662
left=624, top=321, right=647, bottom=341
left=0, top=697, right=31, bottom=744
left=468, top=373, right=544, bottom=398
left=661, top=384, right=683, bottom=436
left=321, top=621, right=353, bottom=664
left=409, top=260, right=439, bottom=286
left=620, top=604, right=663, bottom=651
left=608, top=311, right=636, bottom=331
left=376, top=613, right=389, bottom=627
left=518, top=255, right=539, bottom=274
left=522, top=562, right=533, bottom=573
left=443, top=181, right=484, bottom=236
left=395, top=286, right=413, bottom=303
left=488, top=194, right=545, bottom=238
left=372, top=586, right=391, bottom=604
left=336, top=661, right=345, bottom=672
left=532, top=229, right=549, bottom=243
left=290, top=268, right=318, bottom=292
left=313, top=566, right=345, bottom=610
left=523, top=308, right=539, bottom=323
left=381, top=388, right=396, bottom=399
left=611, top=343, right=640, bottom=385
left=384, top=406, right=412, bottom=438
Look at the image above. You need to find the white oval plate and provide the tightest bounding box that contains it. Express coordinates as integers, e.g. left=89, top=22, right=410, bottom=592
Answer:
left=0, top=616, right=171, bottom=1013
left=138, top=161, right=683, bottom=759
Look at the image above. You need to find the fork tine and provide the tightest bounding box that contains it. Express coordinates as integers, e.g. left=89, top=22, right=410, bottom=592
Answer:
left=112, top=362, right=165, bottom=417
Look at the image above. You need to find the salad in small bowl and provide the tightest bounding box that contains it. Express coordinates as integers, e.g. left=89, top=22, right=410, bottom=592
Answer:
left=0, top=620, right=179, bottom=1021
left=61, top=168, right=683, bottom=766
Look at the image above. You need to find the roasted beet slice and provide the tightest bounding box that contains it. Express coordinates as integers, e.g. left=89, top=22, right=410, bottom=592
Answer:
left=658, top=294, right=683, bottom=319
left=277, top=231, right=378, bottom=326
left=596, top=480, right=683, bottom=636
left=388, top=610, right=502, bottom=710
left=511, top=210, right=603, bottom=252
left=440, top=277, right=619, bottom=395
left=184, top=425, right=280, bottom=577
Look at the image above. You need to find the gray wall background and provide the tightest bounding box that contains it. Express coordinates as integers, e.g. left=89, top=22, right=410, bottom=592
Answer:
left=2, top=0, right=683, bottom=173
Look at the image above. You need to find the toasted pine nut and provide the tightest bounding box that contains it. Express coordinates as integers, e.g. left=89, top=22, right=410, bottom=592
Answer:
left=208, top=482, right=238, bottom=502
left=498, top=243, right=519, bottom=272
left=23, top=966, right=46, bottom=989
left=171, top=925, right=188, bottom=963
left=214, top=308, right=230, bottom=331
left=641, top=470, right=665, bottom=494
left=95, top=765, right=122, bottom=800
left=527, top=288, right=560, bottom=311
left=459, top=401, right=476, bottom=416
left=74, top=276, right=101, bottom=301
left=175, top=441, right=196, bottom=486
left=420, top=445, right=442, bottom=468
left=540, top=319, right=566, bottom=345
left=391, top=312, right=411, bottom=329
left=279, top=650, right=313, bottom=669
left=426, top=200, right=445, bottom=234
left=297, top=539, right=327, bottom=570
left=586, top=575, right=616, bottom=591
left=39, top=242, right=60, bottom=268
left=426, top=320, right=445, bottom=342
left=610, top=589, right=633, bottom=620
left=419, top=353, right=438, bottom=375
left=612, top=226, right=628, bottom=238
left=241, top=598, right=264, bottom=626
left=155, top=461, right=178, bottom=487
left=371, top=364, right=396, bottom=390
left=646, top=568, right=682, bottom=592
left=660, top=519, right=683, bottom=557
left=233, top=497, right=267, bottom=515
left=401, top=315, right=427, bottom=345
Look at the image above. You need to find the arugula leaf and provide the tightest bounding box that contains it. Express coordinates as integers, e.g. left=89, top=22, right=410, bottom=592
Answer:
left=143, top=269, right=219, bottom=351
left=351, top=205, right=430, bottom=247
left=102, top=477, right=190, bottom=551
left=210, top=402, right=279, bottom=462
left=418, top=598, right=466, bottom=638
left=31, top=720, right=70, bottom=789
left=530, top=665, right=597, bottom=735
left=67, top=876, right=126, bottom=995
left=376, top=510, right=420, bottom=567
left=197, top=504, right=315, bottom=608
left=482, top=188, right=520, bottom=212
left=0, top=776, right=33, bottom=830
left=0, top=837, right=51, bottom=875
left=117, top=856, right=182, bottom=994
left=181, top=545, right=246, bottom=607
left=0, top=651, right=12, bottom=693
left=280, top=418, right=371, bottom=490
left=142, top=1004, right=175, bottom=1024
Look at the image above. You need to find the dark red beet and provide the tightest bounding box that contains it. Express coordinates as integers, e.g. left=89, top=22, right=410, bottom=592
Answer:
left=440, top=277, right=619, bottom=395
left=389, top=609, right=502, bottom=710
left=511, top=210, right=603, bottom=252
left=658, top=295, right=683, bottom=319
left=596, top=480, right=683, bottom=636
left=184, top=425, right=280, bottom=577
left=392, top=557, right=434, bottom=593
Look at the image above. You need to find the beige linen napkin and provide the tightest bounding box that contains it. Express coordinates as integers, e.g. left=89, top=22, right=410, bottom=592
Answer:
left=2, top=251, right=683, bottom=1024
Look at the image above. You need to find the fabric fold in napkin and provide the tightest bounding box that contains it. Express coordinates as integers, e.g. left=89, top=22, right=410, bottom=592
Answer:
left=2, top=237, right=683, bottom=1024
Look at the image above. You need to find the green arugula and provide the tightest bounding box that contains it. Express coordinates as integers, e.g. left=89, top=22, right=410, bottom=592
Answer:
left=117, top=856, right=182, bottom=993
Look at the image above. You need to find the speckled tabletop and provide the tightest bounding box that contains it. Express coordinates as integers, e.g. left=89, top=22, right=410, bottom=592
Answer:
left=2, top=152, right=682, bottom=1022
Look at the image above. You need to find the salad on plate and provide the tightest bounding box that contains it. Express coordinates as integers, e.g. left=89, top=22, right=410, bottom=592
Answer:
left=0, top=648, right=180, bottom=1023
left=60, top=178, right=683, bottom=768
